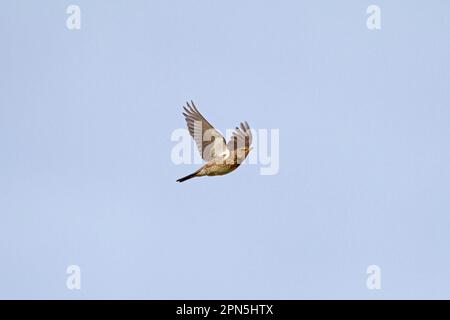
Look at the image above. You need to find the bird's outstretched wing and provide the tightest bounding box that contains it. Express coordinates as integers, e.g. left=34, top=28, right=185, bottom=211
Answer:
left=183, top=101, right=227, bottom=161
left=227, top=121, right=252, bottom=151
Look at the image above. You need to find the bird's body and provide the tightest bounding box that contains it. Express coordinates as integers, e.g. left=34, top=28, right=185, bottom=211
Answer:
left=176, top=101, right=253, bottom=183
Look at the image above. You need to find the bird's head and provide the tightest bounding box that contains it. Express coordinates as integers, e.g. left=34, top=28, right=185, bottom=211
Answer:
left=237, top=146, right=253, bottom=158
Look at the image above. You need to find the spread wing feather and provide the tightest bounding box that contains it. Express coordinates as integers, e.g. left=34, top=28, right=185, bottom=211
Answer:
left=227, top=121, right=252, bottom=151
left=182, top=101, right=227, bottom=161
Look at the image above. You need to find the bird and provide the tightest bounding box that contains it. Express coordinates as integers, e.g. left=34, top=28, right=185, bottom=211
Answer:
left=176, top=101, right=253, bottom=183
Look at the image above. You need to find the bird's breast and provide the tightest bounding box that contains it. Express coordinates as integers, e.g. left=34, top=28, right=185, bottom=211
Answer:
left=204, top=162, right=238, bottom=176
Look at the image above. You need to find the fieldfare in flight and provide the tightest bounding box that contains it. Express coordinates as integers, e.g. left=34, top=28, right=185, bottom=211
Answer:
left=176, top=101, right=253, bottom=182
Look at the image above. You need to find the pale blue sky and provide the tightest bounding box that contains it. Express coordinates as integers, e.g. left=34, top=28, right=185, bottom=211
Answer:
left=1, top=0, right=449, bottom=299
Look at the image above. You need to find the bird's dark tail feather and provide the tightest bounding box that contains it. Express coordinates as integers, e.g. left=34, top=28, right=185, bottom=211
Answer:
left=176, top=171, right=199, bottom=183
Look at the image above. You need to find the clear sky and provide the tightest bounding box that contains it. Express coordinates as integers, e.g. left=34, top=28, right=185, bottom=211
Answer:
left=1, top=0, right=449, bottom=299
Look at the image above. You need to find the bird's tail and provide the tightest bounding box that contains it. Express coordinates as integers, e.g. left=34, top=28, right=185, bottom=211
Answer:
left=176, top=170, right=201, bottom=183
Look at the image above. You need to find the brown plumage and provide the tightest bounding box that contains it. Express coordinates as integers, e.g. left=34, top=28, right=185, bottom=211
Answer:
left=177, top=101, right=253, bottom=183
